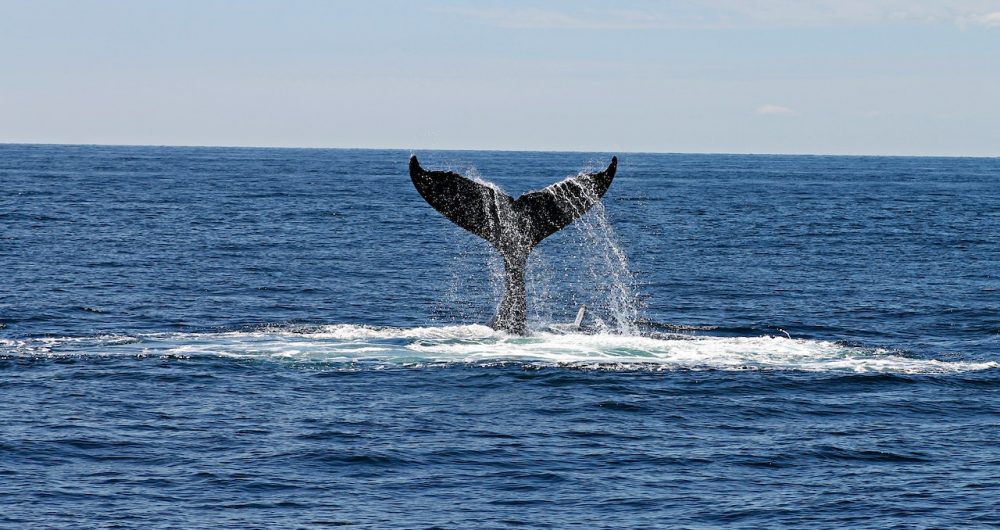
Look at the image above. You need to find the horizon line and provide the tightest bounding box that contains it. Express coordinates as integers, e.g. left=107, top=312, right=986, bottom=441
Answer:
left=1, top=141, right=997, bottom=160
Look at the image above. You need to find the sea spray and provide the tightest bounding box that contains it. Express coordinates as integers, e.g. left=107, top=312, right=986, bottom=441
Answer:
left=436, top=247, right=495, bottom=325
left=431, top=161, right=640, bottom=334
left=567, top=199, right=642, bottom=334
left=434, top=171, right=511, bottom=326
left=524, top=165, right=642, bottom=334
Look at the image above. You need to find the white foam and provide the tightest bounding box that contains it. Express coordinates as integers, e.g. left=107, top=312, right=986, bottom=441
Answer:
left=2, top=324, right=996, bottom=374
left=312, top=323, right=497, bottom=340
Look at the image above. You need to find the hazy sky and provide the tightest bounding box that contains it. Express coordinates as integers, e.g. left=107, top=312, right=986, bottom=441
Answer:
left=2, top=0, right=999, bottom=155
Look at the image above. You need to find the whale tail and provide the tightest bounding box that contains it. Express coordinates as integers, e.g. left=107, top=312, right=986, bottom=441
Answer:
left=409, top=155, right=617, bottom=334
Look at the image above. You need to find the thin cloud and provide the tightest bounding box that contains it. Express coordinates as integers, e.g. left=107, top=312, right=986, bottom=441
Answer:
left=435, top=7, right=663, bottom=29
left=437, top=1, right=1000, bottom=30
left=971, top=11, right=1000, bottom=26
left=461, top=7, right=587, bottom=29
left=757, top=104, right=797, bottom=116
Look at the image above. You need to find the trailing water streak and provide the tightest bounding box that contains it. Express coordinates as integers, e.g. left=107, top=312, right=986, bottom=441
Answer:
left=2, top=325, right=996, bottom=374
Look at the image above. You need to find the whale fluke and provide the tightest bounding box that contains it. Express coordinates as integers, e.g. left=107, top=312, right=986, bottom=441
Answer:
left=409, top=155, right=617, bottom=335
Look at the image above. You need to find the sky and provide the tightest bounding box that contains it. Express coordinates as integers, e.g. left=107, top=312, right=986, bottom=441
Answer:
left=1, top=0, right=999, bottom=156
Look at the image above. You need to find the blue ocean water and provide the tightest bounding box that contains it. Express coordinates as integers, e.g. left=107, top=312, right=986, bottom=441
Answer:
left=1, top=144, right=998, bottom=528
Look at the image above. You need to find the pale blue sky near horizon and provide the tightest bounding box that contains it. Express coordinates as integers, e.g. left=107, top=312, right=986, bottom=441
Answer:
left=1, top=0, right=999, bottom=156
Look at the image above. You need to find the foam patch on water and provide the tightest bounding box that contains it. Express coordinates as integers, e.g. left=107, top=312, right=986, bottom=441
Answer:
left=2, top=324, right=997, bottom=374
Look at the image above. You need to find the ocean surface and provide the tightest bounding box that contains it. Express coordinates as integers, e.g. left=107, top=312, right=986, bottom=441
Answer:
left=2, top=144, right=998, bottom=528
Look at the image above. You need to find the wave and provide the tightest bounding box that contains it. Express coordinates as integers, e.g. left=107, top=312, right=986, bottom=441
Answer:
left=2, top=324, right=996, bottom=374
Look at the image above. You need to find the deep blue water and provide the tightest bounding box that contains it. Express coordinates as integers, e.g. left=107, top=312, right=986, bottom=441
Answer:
left=2, top=144, right=999, bottom=528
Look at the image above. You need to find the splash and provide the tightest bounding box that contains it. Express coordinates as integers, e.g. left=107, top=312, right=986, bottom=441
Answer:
left=563, top=199, right=641, bottom=334
left=437, top=162, right=642, bottom=333
left=526, top=165, right=641, bottom=334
